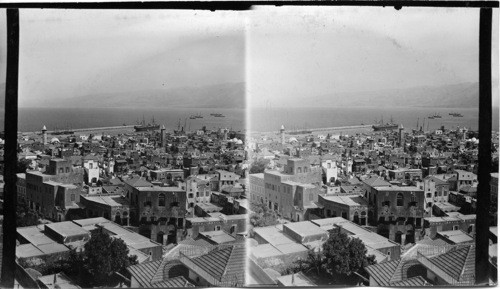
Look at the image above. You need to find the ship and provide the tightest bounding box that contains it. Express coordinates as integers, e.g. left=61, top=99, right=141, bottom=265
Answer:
left=433, top=113, right=442, bottom=118
left=449, top=112, right=463, bottom=117
left=134, top=116, right=160, bottom=132
left=52, top=125, right=74, bottom=135
left=372, top=116, right=398, bottom=131
left=212, top=113, right=225, bottom=117
left=288, top=129, right=313, bottom=135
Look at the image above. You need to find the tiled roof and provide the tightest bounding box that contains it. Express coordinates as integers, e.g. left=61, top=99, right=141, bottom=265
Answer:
left=428, top=245, right=475, bottom=282
left=365, top=260, right=399, bottom=286
left=365, top=259, right=428, bottom=286
left=188, top=244, right=245, bottom=283
left=127, top=260, right=195, bottom=288
left=391, top=276, right=429, bottom=286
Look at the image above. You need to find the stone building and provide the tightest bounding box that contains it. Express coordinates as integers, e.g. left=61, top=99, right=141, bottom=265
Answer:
left=367, top=185, right=427, bottom=244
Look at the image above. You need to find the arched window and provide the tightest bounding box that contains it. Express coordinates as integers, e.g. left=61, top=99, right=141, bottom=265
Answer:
left=297, top=167, right=302, bottom=173
left=158, top=193, right=166, bottom=207
left=397, top=193, right=404, bottom=207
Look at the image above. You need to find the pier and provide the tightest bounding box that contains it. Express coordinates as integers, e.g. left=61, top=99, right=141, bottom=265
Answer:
left=18, top=125, right=136, bottom=135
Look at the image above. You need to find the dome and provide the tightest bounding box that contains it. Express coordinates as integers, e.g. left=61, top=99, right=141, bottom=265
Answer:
left=50, top=137, right=60, bottom=143
left=288, top=137, right=298, bottom=143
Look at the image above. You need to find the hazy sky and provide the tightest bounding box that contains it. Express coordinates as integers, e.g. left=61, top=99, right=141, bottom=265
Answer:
left=248, top=6, right=499, bottom=107
left=0, top=7, right=497, bottom=108
left=13, top=10, right=246, bottom=107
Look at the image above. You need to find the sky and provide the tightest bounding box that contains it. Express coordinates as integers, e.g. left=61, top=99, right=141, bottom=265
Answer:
left=248, top=6, right=499, bottom=107
left=0, top=7, right=498, bottom=108
left=10, top=10, right=246, bottom=107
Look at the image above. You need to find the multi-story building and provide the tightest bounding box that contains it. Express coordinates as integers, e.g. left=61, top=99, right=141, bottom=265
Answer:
left=16, top=173, right=26, bottom=201
left=185, top=175, right=213, bottom=215
left=454, top=169, right=477, bottom=190
left=321, top=159, right=338, bottom=184
left=249, top=173, right=264, bottom=204
left=263, top=158, right=322, bottom=221
left=318, top=194, right=368, bottom=225
left=130, top=185, right=187, bottom=245
left=367, top=185, right=427, bottom=244
left=82, top=155, right=99, bottom=185
left=25, top=159, right=84, bottom=221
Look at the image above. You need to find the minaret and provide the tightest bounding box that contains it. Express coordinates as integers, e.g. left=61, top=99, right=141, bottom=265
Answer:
left=42, top=125, right=47, bottom=145
left=399, top=124, right=404, bottom=148
left=280, top=125, right=285, bottom=145
left=160, top=125, right=166, bottom=148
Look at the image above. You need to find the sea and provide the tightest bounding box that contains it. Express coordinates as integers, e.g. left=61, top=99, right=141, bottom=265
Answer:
left=250, top=106, right=499, bottom=133
left=16, top=107, right=245, bottom=133
left=11, top=106, right=500, bottom=134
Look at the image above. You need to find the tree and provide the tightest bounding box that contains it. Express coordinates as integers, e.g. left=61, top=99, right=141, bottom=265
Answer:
left=16, top=198, right=40, bottom=227
left=249, top=158, right=269, bottom=174
left=249, top=202, right=279, bottom=228
left=322, top=231, right=376, bottom=284
left=82, top=227, right=138, bottom=286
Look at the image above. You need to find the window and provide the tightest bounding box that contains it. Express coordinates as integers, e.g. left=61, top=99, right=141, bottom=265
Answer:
left=71, top=194, right=75, bottom=202
left=66, top=167, right=70, bottom=173
left=396, top=193, right=404, bottom=206
left=453, top=225, right=459, bottom=230
left=215, top=225, right=221, bottom=231
left=89, top=163, right=93, bottom=169
left=297, top=167, right=302, bottom=173
left=158, top=193, right=165, bottom=207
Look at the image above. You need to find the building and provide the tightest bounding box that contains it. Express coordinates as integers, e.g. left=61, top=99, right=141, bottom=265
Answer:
left=80, top=194, right=132, bottom=226
left=249, top=173, right=265, bottom=204
left=318, top=194, right=368, bottom=225
left=263, top=158, right=322, bottom=221
left=130, top=185, right=187, bottom=245
left=367, top=185, right=427, bottom=244
left=321, top=159, right=338, bottom=184
left=16, top=218, right=163, bottom=267
left=25, top=159, right=84, bottom=221
left=82, top=155, right=99, bottom=185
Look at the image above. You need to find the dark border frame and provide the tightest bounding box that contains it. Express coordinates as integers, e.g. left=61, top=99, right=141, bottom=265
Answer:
left=1, top=2, right=496, bottom=287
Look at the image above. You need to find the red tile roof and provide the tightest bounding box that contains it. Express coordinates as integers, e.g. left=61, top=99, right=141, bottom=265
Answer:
left=428, top=245, right=475, bottom=282
left=127, top=260, right=195, bottom=288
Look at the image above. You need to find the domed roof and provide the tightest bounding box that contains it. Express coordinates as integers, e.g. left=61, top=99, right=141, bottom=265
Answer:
left=42, top=125, right=47, bottom=131
left=50, top=137, right=60, bottom=143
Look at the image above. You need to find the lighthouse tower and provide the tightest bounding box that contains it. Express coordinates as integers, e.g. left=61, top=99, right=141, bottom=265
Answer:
left=160, top=125, right=166, bottom=148
left=280, top=125, right=285, bottom=145
left=42, top=125, right=47, bottom=145
left=399, top=124, right=405, bottom=148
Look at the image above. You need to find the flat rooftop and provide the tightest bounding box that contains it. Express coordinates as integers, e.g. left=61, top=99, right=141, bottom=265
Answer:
left=136, top=186, right=185, bottom=192
left=81, top=195, right=129, bottom=207
left=436, top=230, right=474, bottom=244
left=284, top=221, right=328, bottom=238
left=375, top=186, right=422, bottom=192
left=45, top=222, right=89, bottom=238
left=253, top=226, right=296, bottom=247
left=199, top=231, right=236, bottom=244
left=321, top=195, right=368, bottom=207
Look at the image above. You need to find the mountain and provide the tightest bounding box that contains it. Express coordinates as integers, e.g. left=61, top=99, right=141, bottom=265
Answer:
left=34, top=82, right=245, bottom=109
left=294, top=82, right=480, bottom=109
